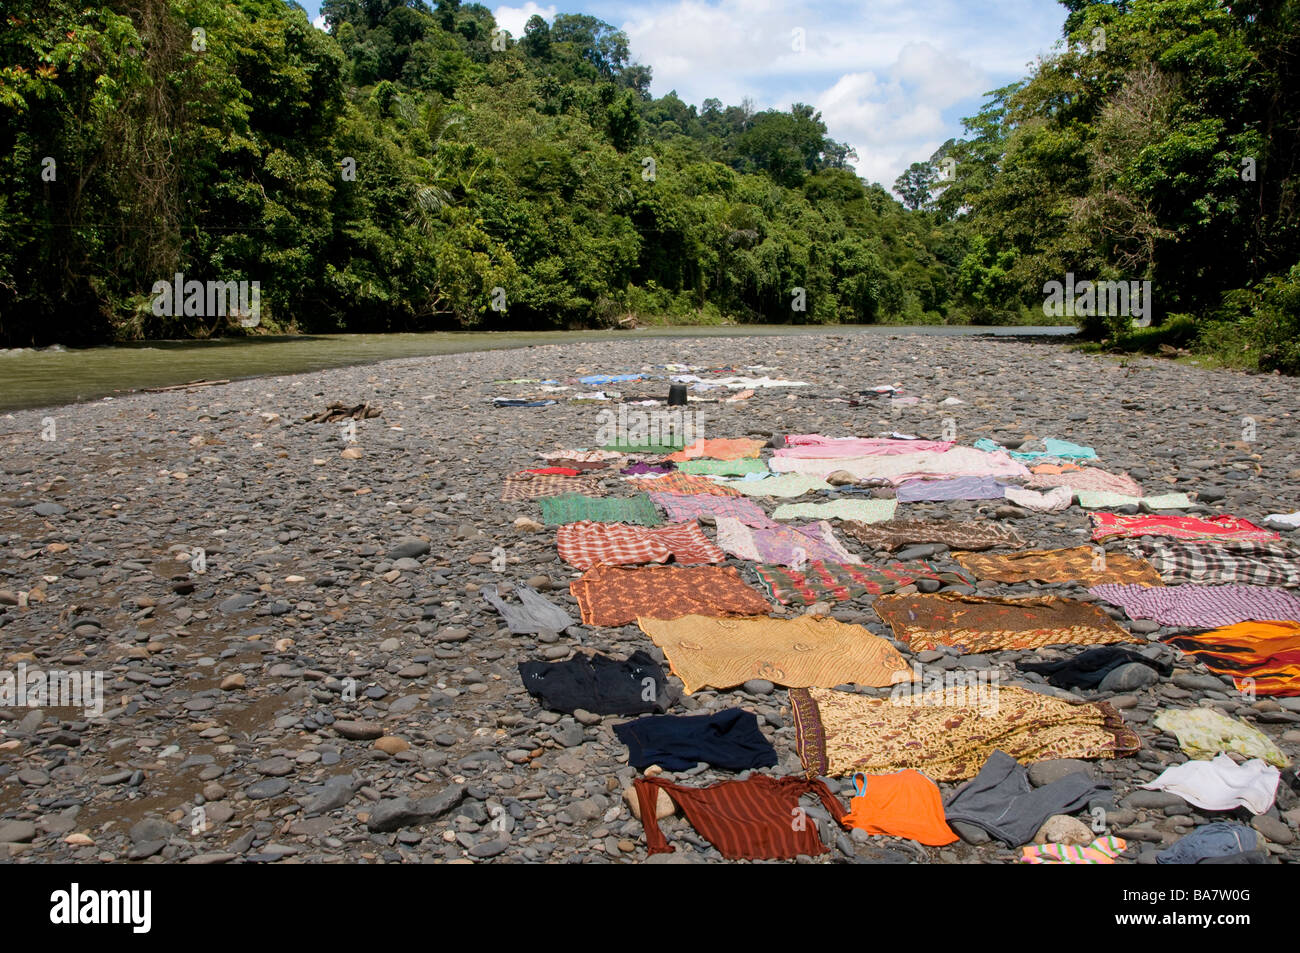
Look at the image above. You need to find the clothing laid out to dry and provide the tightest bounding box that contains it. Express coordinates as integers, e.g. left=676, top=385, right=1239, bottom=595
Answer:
left=648, top=492, right=779, bottom=528
left=1021, top=837, right=1127, bottom=864
left=1089, top=584, right=1300, bottom=627
left=714, top=517, right=860, bottom=566
left=1003, top=485, right=1073, bottom=513
left=664, top=438, right=766, bottom=462
left=789, top=686, right=1140, bottom=782
left=1124, top=539, right=1300, bottom=588
left=770, top=498, right=899, bottom=523
left=953, top=546, right=1163, bottom=587
left=1152, top=707, right=1288, bottom=767
left=569, top=565, right=772, bottom=626
left=1161, top=621, right=1300, bottom=696
left=627, top=471, right=745, bottom=497
left=1075, top=491, right=1193, bottom=510
left=767, top=445, right=1030, bottom=484
left=753, top=559, right=970, bottom=607
left=537, top=492, right=662, bottom=526
left=613, top=709, right=778, bottom=771
left=779, top=435, right=955, bottom=456
left=621, top=461, right=676, bottom=476
left=1156, top=823, right=1261, bottom=864
left=839, top=518, right=1027, bottom=552
left=1089, top=512, right=1280, bottom=544
left=1024, top=468, right=1144, bottom=498
left=839, top=770, right=958, bottom=846
left=943, top=750, right=1110, bottom=847
left=538, top=448, right=626, bottom=463
left=1141, top=756, right=1280, bottom=814
left=632, top=774, right=847, bottom=860
left=637, top=613, right=912, bottom=694
left=482, top=584, right=575, bottom=634
left=894, top=476, right=1009, bottom=502
left=678, top=457, right=769, bottom=477
left=501, top=471, right=604, bottom=502
left=872, top=592, right=1137, bottom=654
left=518, top=650, right=668, bottom=715
left=721, top=473, right=835, bottom=497
left=556, top=519, right=725, bottom=569
left=1017, top=646, right=1172, bottom=689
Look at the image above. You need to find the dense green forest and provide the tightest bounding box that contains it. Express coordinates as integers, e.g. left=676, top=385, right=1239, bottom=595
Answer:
left=1, top=0, right=1297, bottom=371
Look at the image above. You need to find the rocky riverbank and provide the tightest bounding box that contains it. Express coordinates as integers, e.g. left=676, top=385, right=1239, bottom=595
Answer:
left=1, top=332, right=1298, bottom=864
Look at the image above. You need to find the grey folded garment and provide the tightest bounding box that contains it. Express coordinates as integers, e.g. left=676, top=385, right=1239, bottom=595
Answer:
left=1157, top=822, right=1259, bottom=865
left=483, top=584, right=575, bottom=634
left=944, top=750, right=1108, bottom=847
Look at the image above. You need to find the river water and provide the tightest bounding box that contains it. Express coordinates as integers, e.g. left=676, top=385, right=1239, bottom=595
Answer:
left=0, top=325, right=1076, bottom=412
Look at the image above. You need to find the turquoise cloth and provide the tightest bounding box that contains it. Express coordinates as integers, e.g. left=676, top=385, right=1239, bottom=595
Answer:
left=974, top=437, right=1097, bottom=461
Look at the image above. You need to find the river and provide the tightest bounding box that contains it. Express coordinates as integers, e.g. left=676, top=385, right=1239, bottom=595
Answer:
left=0, top=325, right=1076, bottom=412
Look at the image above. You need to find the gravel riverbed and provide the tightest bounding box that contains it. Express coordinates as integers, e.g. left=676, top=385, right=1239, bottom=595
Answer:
left=1, top=331, right=1298, bottom=864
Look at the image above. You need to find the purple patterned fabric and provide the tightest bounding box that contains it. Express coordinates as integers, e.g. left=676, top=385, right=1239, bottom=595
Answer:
left=621, top=462, right=677, bottom=476
left=1088, top=584, right=1300, bottom=627
left=895, top=476, right=1010, bottom=503
left=648, top=492, right=779, bottom=529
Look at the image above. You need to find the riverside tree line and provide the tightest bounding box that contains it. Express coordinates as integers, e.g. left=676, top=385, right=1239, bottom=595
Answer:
left=1, top=0, right=1297, bottom=372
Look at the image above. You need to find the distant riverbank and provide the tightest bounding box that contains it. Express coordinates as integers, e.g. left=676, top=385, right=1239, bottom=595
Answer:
left=0, top=325, right=1077, bottom=412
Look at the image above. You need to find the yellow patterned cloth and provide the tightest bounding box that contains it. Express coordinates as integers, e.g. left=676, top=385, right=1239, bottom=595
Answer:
left=637, top=614, right=913, bottom=694
left=1153, top=707, right=1289, bottom=767
left=873, top=592, right=1138, bottom=654
left=953, top=546, right=1163, bottom=587
left=790, top=686, right=1141, bottom=782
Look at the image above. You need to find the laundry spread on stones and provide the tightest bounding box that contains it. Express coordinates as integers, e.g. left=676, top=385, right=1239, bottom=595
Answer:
left=483, top=384, right=1299, bottom=865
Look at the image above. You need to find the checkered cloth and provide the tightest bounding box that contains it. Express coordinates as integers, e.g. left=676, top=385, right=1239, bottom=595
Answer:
left=557, top=520, right=726, bottom=570
left=627, top=472, right=744, bottom=496
left=754, top=560, right=972, bottom=606
left=501, top=471, right=603, bottom=502
left=538, top=493, right=662, bottom=526
left=1125, top=539, right=1300, bottom=587
left=648, top=492, right=778, bottom=528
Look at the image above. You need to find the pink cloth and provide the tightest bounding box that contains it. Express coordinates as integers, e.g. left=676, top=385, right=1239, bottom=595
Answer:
left=778, top=436, right=954, bottom=458
left=1025, top=468, right=1143, bottom=497
left=767, top=446, right=1030, bottom=485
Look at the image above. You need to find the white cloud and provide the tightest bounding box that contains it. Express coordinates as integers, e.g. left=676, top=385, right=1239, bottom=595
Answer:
left=494, top=2, right=559, bottom=39
left=610, top=0, right=1062, bottom=187
left=312, top=14, right=327, bottom=31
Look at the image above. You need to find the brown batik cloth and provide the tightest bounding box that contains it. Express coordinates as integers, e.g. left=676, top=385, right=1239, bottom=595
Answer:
left=872, top=592, right=1138, bottom=654
left=570, top=565, right=772, bottom=626
left=953, top=546, right=1164, bottom=587
left=501, top=471, right=604, bottom=502
left=789, top=685, right=1140, bottom=782
left=840, top=519, right=1027, bottom=552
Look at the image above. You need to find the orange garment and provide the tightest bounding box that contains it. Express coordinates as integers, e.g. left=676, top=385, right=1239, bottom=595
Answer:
left=666, top=438, right=766, bottom=462
left=840, top=770, right=958, bottom=846
left=1030, top=462, right=1084, bottom=475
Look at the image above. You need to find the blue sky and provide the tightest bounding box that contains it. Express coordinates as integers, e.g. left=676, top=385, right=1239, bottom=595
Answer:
left=300, top=0, right=1067, bottom=188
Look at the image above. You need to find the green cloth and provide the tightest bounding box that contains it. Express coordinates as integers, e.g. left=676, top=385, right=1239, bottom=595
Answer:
left=1153, top=707, right=1288, bottom=767
left=771, top=499, right=898, bottom=523
left=723, top=474, right=833, bottom=497
left=601, top=441, right=684, bottom=453
left=538, top=493, right=663, bottom=526
left=1076, top=491, right=1193, bottom=509
left=679, top=458, right=769, bottom=477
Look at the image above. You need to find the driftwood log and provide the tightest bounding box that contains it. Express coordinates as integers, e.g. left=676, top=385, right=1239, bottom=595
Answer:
left=303, top=401, right=383, bottom=423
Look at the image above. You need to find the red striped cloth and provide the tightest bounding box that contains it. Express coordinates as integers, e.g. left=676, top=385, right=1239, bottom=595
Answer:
left=556, top=520, right=726, bottom=570
left=634, top=775, right=847, bottom=859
